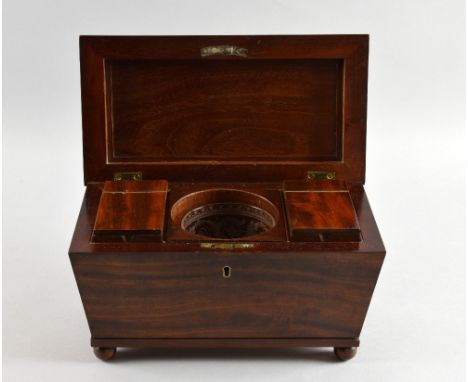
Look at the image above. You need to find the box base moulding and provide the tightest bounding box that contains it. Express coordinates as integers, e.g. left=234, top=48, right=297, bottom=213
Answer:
left=91, top=337, right=360, bottom=361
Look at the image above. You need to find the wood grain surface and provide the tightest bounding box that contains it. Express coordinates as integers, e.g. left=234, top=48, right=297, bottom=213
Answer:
left=108, top=59, right=342, bottom=162
left=80, top=35, right=368, bottom=183
left=284, top=191, right=361, bottom=242
left=70, top=35, right=384, bottom=356
left=93, top=180, right=168, bottom=242
left=71, top=249, right=382, bottom=339
left=70, top=182, right=384, bottom=253
left=91, top=337, right=360, bottom=349
left=70, top=183, right=385, bottom=344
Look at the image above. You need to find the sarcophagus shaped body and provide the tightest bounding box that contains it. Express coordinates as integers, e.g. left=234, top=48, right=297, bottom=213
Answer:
left=69, top=35, right=385, bottom=361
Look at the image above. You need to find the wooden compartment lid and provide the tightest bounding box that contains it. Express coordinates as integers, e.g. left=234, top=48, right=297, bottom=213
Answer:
left=283, top=180, right=361, bottom=242
left=80, top=35, right=368, bottom=184
left=93, top=180, right=168, bottom=242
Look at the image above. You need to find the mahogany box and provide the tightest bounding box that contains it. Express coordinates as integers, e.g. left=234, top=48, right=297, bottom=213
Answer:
left=69, top=35, right=385, bottom=361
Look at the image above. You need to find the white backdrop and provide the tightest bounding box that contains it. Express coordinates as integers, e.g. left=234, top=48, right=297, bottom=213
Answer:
left=3, top=0, right=465, bottom=381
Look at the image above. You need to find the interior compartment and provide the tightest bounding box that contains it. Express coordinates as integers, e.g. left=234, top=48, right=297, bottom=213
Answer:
left=171, top=189, right=280, bottom=240
left=92, top=181, right=362, bottom=243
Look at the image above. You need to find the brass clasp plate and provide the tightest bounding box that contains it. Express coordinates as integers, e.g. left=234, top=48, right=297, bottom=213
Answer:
left=200, top=243, right=254, bottom=250
left=201, top=45, right=248, bottom=58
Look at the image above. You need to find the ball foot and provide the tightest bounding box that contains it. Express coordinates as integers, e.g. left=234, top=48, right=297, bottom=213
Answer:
left=94, top=347, right=116, bottom=361
left=334, top=347, right=357, bottom=361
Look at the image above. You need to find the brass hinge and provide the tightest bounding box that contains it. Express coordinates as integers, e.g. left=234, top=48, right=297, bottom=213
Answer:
left=307, top=171, right=336, bottom=180
left=113, top=172, right=142, bottom=181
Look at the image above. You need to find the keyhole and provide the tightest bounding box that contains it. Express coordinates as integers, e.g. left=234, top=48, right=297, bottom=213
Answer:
left=222, top=266, right=231, bottom=278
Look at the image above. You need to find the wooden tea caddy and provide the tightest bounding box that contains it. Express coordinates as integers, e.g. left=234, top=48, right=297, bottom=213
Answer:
left=69, top=35, right=385, bottom=361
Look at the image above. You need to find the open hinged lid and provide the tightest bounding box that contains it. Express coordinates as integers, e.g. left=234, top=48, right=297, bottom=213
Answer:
left=80, top=35, right=368, bottom=184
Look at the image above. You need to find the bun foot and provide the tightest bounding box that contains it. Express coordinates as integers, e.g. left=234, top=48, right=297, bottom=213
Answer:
left=334, top=347, right=357, bottom=361
left=93, top=347, right=116, bottom=361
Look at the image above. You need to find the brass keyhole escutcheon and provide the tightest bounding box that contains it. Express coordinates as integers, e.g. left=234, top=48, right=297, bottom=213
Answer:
left=222, top=266, right=231, bottom=279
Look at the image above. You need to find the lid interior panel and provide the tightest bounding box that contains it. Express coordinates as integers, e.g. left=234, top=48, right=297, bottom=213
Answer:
left=107, top=59, right=343, bottom=163
left=80, top=35, right=368, bottom=183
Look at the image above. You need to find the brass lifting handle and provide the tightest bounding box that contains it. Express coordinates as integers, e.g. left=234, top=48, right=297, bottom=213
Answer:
left=201, top=45, right=248, bottom=58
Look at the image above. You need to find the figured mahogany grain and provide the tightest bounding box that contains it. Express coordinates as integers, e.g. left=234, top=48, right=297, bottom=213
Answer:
left=72, top=249, right=382, bottom=339
left=70, top=183, right=384, bottom=342
left=80, top=35, right=368, bottom=183
left=69, top=182, right=384, bottom=253
left=93, top=180, right=168, bottom=241
left=108, top=59, right=342, bottom=162
left=70, top=35, right=384, bottom=359
left=284, top=190, right=360, bottom=242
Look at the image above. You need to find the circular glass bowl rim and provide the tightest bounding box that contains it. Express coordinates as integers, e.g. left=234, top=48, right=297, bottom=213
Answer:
left=180, top=202, right=277, bottom=232
left=171, top=188, right=280, bottom=239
